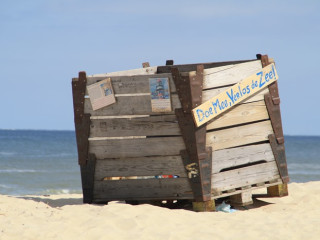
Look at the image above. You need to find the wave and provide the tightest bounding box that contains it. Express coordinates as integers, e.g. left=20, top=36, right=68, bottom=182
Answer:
left=0, top=151, right=17, bottom=156
left=41, top=188, right=82, bottom=195
left=288, top=163, right=320, bottom=170
left=0, top=184, right=11, bottom=189
left=0, top=169, right=46, bottom=173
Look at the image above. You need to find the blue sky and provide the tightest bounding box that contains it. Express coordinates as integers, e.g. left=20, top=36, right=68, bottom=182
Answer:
left=1, top=0, right=319, bottom=135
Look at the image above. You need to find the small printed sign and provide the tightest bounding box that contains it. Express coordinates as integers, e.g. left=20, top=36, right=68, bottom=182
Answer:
left=149, top=77, right=172, bottom=112
left=87, top=78, right=116, bottom=111
left=192, top=63, right=278, bottom=127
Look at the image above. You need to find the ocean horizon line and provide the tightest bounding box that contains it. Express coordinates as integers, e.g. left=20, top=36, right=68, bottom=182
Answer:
left=1, top=128, right=320, bottom=138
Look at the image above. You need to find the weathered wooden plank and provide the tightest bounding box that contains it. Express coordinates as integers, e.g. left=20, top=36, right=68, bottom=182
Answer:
left=86, top=73, right=176, bottom=94
left=193, top=63, right=277, bottom=127
left=199, top=60, right=262, bottom=89
left=202, top=87, right=268, bottom=104
left=84, top=94, right=180, bottom=116
left=230, top=191, right=253, bottom=206
left=93, top=178, right=193, bottom=201
left=89, top=120, right=273, bottom=158
left=88, top=100, right=269, bottom=137
left=211, top=179, right=282, bottom=199
left=84, top=87, right=267, bottom=117
left=211, top=161, right=280, bottom=193
left=94, top=156, right=187, bottom=180
left=88, top=66, right=158, bottom=78
left=206, top=120, right=274, bottom=151
left=212, top=143, right=275, bottom=174
left=86, top=61, right=261, bottom=96
left=89, top=115, right=179, bottom=137
left=89, top=115, right=180, bottom=137
left=207, top=100, right=269, bottom=131
left=89, top=136, right=185, bottom=158
left=157, top=59, right=255, bottom=74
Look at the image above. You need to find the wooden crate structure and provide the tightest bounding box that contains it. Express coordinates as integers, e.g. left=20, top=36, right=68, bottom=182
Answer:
left=72, top=54, right=289, bottom=211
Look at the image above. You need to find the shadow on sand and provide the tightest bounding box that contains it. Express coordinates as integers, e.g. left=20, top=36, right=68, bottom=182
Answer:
left=18, top=195, right=84, bottom=208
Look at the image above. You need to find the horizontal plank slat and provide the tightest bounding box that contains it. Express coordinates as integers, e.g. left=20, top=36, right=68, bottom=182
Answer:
left=93, top=178, right=193, bottom=201
left=89, top=115, right=180, bottom=137
left=84, top=94, right=180, bottom=116
left=89, top=136, right=185, bottom=158
left=89, top=100, right=269, bottom=137
left=201, top=60, right=262, bottom=89
left=157, top=59, right=255, bottom=74
left=211, top=180, right=282, bottom=199
left=212, top=143, right=275, bottom=174
left=206, top=100, right=269, bottom=131
left=89, top=120, right=273, bottom=158
left=86, top=73, right=176, bottom=94
left=94, top=156, right=187, bottom=179
left=202, top=86, right=268, bottom=104
left=206, top=120, right=274, bottom=151
left=84, top=87, right=267, bottom=116
left=88, top=66, right=158, bottom=78
left=211, top=161, right=280, bottom=193
left=85, top=61, right=262, bottom=96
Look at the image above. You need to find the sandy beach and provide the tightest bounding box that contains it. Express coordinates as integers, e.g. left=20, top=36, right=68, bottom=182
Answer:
left=0, top=182, right=319, bottom=240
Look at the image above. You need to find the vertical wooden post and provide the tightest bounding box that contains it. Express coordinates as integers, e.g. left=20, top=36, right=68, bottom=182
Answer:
left=171, top=65, right=215, bottom=211
left=72, top=71, right=95, bottom=203
left=257, top=54, right=289, bottom=197
left=230, top=191, right=253, bottom=206
left=193, top=200, right=215, bottom=212
left=267, top=183, right=288, bottom=197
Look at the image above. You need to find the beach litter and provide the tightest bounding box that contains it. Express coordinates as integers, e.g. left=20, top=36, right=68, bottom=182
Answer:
left=216, top=201, right=237, bottom=213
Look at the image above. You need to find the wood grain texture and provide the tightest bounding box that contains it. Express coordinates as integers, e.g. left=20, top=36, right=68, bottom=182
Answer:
left=211, top=180, right=282, bottom=199
left=94, top=156, right=187, bottom=179
left=211, top=161, right=280, bottom=193
left=88, top=100, right=269, bottom=137
left=84, top=94, right=180, bottom=116
left=93, top=178, right=193, bottom=201
left=193, top=63, right=277, bottom=127
left=212, top=143, right=275, bottom=174
left=157, top=59, right=255, bottom=74
left=89, top=136, right=185, bottom=159
left=86, top=61, right=261, bottom=95
left=206, top=100, right=269, bottom=131
left=88, top=66, right=158, bottom=78
left=89, top=115, right=180, bottom=137
left=89, top=120, right=273, bottom=159
left=84, top=88, right=268, bottom=117
left=202, top=87, right=268, bottom=104
left=206, top=120, right=274, bottom=151
left=86, top=73, right=175, bottom=94
left=201, top=60, right=262, bottom=89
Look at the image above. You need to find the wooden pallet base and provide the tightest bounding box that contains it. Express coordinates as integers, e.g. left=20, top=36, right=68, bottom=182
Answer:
left=192, top=200, right=216, bottom=212
left=212, top=179, right=283, bottom=199
left=230, top=191, right=253, bottom=206
left=267, top=183, right=288, bottom=197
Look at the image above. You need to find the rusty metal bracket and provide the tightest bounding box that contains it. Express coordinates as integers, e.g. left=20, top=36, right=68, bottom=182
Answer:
left=72, top=71, right=91, bottom=166
left=181, top=148, right=212, bottom=201
left=268, top=134, right=289, bottom=183
left=80, top=153, right=96, bottom=203
left=172, top=65, right=212, bottom=202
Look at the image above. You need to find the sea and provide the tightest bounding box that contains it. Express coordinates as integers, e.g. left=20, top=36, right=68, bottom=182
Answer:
left=0, top=129, right=319, bottom=196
